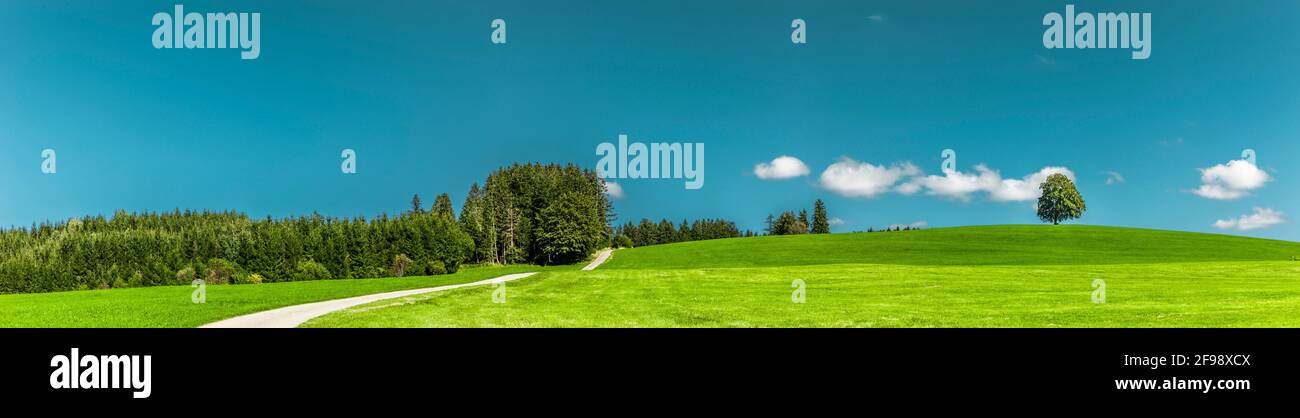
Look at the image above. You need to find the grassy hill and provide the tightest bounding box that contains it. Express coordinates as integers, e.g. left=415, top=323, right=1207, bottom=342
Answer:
left=604, top=225, right=1300, bottom=269
left=0, top=265, right=543, bottom=327
left=307, top=225, right=1300, bottom=328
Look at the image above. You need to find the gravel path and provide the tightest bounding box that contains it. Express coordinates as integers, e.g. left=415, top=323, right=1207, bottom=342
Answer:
left=582, top=249, right=614, bottom=271
left=199, top=272, right=538, bottom=328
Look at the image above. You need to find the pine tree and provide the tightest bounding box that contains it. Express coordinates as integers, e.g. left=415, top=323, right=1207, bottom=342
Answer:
left=433, top=193, right=454, bottom=220
left=410, top=194, right=424, bottom=214
left=811, top=199, right=830, bottom=234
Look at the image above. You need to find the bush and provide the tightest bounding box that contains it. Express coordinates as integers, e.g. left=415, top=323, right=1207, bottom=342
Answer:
left=426, top=260, right=447, bottom=275
left=111, top=277, right=130, bottom=289
left=128, top=272, right=145, bottom=288
left=176, top=267, right=196, bottom=285
left=293, top=260, right=331, bottom=281
left=237, top=273, right=265, bottom=285
left=614, top=235, right=633, bottom=249
left=204, top=258, right=242, bottom=285
left=391, top=254, right=414, bottom=277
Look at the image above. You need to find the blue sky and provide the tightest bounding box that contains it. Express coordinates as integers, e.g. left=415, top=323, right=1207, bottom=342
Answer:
left=1, top=0, right=1297, bottom=240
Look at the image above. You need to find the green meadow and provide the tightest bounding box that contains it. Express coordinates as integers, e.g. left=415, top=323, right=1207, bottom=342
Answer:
left=3, top=225, right=1299, bottom=328
left=0, top=265, right=540, bottom=327
left=305, top=225, right=1300, bottom=328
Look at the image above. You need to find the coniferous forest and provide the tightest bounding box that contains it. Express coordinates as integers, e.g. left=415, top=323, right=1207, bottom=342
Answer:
left=0, top=163, right=612, bottom=294
left=0, top=162, right=784, bottom=294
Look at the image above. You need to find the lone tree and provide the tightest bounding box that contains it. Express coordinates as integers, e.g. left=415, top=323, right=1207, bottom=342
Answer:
left=1037, top=173, right=1086, bottom=225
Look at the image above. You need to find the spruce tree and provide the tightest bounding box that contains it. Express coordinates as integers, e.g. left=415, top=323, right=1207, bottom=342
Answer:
left=811, top=199, right=830, bottom=234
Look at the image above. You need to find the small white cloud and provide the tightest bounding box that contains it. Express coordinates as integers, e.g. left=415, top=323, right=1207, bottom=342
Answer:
left=818, top=158, right=920, bottom=198
left=603, top=181, right=625, bottom=199
left=753, top=156, right=811, bottom=180
left=828, top=217, right=845, bottom=226
left=905, top=165, right=1000, bottom=202
left=1193, top=159, right=1270, bottom=200
left=993, top=166, right=1075, bottom=202
left=1104, top=171, right=1125, bottom=185
left=1214, top=207, right=1284, bottom=231
left=887, top=221, right=927, bottom=229
left=869, top=14, right=887, bottom=22
left=902, top=165, right=1074, bottom=202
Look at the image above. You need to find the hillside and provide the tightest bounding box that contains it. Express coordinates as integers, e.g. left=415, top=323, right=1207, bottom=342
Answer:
left=308, top=225, right=1300, bottom=328
left=602, top=225, right=1300, bottom=269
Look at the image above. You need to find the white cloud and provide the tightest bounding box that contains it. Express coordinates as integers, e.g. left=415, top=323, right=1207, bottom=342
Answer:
left=904, top=165, right=1001, bottom=202
left=902, top=165, right=1075, bottom=202
left=818, top=158, right=920, bottom=198
left=990, top=167, right=1075, bottom=202
left=869, top=14, right=887, bottom=22
left=1104, top=171, right=1125, bottom=185
left=1193, top=159, right=1270, bottom=200
left=1214, top=207, right=1284, bottom=231
left=603, top=181, right=625, bottom=199
left=753, top=156, right=810, bottom=180
left=828, top=217, right=845, bottom=226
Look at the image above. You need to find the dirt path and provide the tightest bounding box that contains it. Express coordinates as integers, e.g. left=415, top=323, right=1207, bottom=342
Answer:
left=582, top=249, right=614, bottom=271
left=199, top=272, right=538, bottom=328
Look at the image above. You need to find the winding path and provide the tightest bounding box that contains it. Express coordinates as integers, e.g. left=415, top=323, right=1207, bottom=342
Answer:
left=582, top=248, right=614, bottom=271
left=201, top=249, right=612, bottom=328
left=200, top=272, right=538, bottom=328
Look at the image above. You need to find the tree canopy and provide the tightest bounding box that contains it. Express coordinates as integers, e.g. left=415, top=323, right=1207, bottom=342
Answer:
left=1037, top=173, right=1086, bottom=225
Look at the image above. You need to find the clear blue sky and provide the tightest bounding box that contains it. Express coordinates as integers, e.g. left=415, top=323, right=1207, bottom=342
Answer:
left=1, top=0, right=1297, bottom=240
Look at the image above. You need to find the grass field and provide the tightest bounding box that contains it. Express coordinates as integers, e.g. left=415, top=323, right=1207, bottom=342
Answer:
left=0, top=265, right=540, bottom=327
left=305, top=225, right=1300, bottom=328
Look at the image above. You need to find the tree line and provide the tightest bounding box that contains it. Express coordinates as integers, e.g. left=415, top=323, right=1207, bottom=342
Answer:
left=0, top=163, right=611, bottom=294
left=0, top=209, right=471, bottom=294
left=764, top=199, right=832, bottom=235
left=613, top=218, right=747, bottom=248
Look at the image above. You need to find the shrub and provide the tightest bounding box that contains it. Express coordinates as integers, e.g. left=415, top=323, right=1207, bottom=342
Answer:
left=614, top=235, right=633, bottom=249
left=426, top=260, right=447, bottom=275
left=204, top=258, right=242, bottom=285
left=176, top=267, right=196, bottom=285
left=293, top=260, right=331, bottom=281
left=128, top=272, right=145, bottom=288
left=237, top=273, right=265, bottom=285
left=392, top=254, right=414, bottom=277
left=111, top=277, right=130, bottom=289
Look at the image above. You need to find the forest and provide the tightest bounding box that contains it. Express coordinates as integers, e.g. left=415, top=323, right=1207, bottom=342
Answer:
left=0, top=163, right=611, bottom=294
left=0, top=162, right=804, bottom=294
